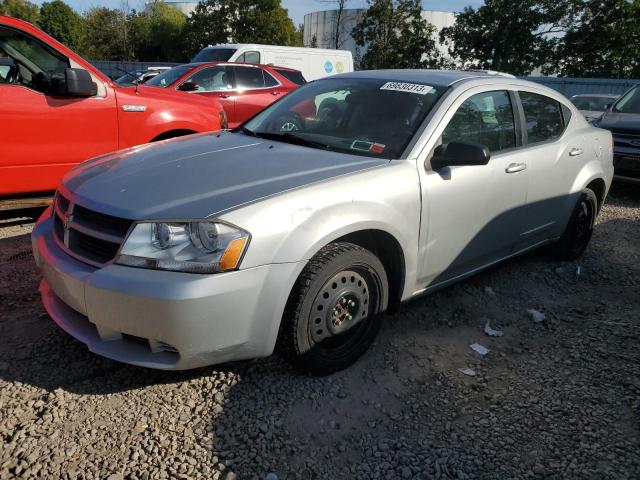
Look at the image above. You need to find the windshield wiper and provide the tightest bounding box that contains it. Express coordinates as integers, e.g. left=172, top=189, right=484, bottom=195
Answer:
left=235, top=126, right=257, bottom=137
left=252, top=131, right=331, bottom=151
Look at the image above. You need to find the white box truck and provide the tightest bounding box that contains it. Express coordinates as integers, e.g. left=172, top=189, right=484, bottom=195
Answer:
left=191, top=44, right=354, bottom=81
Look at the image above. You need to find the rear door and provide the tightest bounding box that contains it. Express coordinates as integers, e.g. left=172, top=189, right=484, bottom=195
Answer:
left=0, top=24, right=117, bottom=196
left=514, top=90, right=578, bottom=248
left=228, top=65, right=284, bottom=126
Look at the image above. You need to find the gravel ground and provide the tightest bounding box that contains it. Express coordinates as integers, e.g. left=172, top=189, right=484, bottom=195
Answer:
left=1, top=184, right=639, bottom=480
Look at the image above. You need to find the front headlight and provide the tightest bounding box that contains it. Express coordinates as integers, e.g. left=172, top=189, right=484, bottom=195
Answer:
left=115, top=220, right=250, bottom=274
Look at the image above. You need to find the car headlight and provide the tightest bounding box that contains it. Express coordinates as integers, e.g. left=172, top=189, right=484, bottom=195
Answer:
left=115, top=220, right=250, bottom=274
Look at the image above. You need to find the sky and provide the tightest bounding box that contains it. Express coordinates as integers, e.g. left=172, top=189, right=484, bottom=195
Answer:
left=30, top=0, right=485, bottom=25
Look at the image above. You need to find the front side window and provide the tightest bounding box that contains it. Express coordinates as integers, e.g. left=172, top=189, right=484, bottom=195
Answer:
left=442, top=90, right=516, bottom=153
left=0, top=26, right=69, bottom=94
left=184, top=66, right=230, bottom=92
left=233, top=66, right=265, bottom=89
left=242, top=77, right=447, bottom=160
left=520, top=91, right=564, bottom=145
left=613, top=86, right=640, bottom=114
left=237, top=51, right=260, bottom=64
left=146, top=65, right=196, bottom=88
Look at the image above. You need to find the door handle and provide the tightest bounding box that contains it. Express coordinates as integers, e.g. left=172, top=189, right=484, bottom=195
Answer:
left=271, top=91, right=282, bottom=96
left=505, top=163, right=527, bottom=173
left=569, top=148, right=584, bottom=156
left=218, top=94, right=230, bottom=99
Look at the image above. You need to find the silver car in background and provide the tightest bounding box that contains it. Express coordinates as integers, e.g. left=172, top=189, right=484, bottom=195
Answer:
left=32, top=70, right=614, bottom=374
left=570, top=93, right=619, bottom=123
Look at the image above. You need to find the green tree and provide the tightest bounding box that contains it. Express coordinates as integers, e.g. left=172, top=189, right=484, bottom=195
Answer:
left=352, top=0, right=441, bottom=70
left=553, top=0, right=640, bottom=78
left=184, top=0, right=298, bottom=58
left=440, top=0, right=575, bottom=76
left=130, top=1, right=187, bottom=61
left=81, top=7, right=131, bottom=60
left=39, top=0, right=83, bottom=51
left=0, top=0, right=39, bottom=23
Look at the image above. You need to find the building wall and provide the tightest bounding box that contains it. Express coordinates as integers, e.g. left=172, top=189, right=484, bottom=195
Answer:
left=303, top=9, right=456, bottom=60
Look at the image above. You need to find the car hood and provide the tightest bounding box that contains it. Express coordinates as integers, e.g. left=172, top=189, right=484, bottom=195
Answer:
left=62, top=132, right=389, bottom=220
left=597, top=112, right=640, bottom=134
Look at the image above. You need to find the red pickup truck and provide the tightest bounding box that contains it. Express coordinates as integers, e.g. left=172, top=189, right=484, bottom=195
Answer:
left=0, top=16, right=225, bottom=207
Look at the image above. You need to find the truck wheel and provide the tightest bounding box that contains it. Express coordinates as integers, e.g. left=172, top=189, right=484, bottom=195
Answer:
left=279, top=242, right=388, bottom=374
left=551, top=188, right=598, bottom=260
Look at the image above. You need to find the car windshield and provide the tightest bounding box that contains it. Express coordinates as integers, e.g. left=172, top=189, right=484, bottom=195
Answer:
left=146, top=65, right=195, bottom=87
left=191, top=48, right=236, bottom=63
left=572, top=96, right=616, bottom=112
left=613, top=86, right=640, bottom=114
left=240, top=78, right=447, bottom=159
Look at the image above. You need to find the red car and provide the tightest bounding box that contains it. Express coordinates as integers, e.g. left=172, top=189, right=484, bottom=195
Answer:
left=145, top=62, right=305, bottom=128
left=0, top=16, right=225, bottom=204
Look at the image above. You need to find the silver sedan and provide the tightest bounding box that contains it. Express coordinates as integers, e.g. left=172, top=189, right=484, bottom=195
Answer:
left=32, top=70, right=614, bottom=374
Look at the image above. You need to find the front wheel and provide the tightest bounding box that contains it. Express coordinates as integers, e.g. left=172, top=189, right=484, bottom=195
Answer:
left=278, top=242, right=388, bottom=374
left=551, top=188, right=598, bottom=260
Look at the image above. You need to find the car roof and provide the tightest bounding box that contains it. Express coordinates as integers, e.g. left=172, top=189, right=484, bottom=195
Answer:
left=331, top=69, right=518, bottom=87
left=185, top=62, right=301, bottom=73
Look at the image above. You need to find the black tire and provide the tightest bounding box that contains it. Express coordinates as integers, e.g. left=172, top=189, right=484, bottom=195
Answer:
left=551, top=188, right=598, bottom=260
left=278, top=242, right=389, bottom=375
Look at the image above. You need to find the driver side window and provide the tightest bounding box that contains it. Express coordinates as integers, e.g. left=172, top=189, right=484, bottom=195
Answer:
left=0, top=26, right=70, bottom=94
left=184, top=67, right=231, bottom=92
left=442, top=90, right=516, bottom=154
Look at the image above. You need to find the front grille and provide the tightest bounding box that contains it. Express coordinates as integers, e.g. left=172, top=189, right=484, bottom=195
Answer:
left=53, top=193, right=134, bottom=266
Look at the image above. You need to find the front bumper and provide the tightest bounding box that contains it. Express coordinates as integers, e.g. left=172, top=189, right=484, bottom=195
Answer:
left=32, top=210, right=302, bottom=370
left=613, top=146, right=640, bottom=182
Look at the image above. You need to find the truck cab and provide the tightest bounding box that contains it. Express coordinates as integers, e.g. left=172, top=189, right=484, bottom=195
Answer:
left=0, top=16, right=224, bottom=206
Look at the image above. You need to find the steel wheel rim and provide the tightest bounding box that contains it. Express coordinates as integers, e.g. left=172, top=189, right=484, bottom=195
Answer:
left=309, top=267, right=378, bottom=355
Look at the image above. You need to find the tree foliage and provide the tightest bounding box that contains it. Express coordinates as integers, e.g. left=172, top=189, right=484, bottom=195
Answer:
left=39, top=0, right=83, bottom=51
left=440, top=0, right=574, bottom=76
left=552, top=0, right=640, bottom=78
left=184, top=0, right=298, bottom=56
left=131, top=1, right=188, bottom=62
left=352, top=0, right=442, bottom=70
left=0, top=0, right=39, bottom=23
left=81, top=7, right=131, bottom=61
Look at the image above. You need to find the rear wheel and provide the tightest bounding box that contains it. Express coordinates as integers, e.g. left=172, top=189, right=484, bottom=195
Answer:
left=551, top=188, right=598, bottom=260
left=279, top=242, right=388, bottom=374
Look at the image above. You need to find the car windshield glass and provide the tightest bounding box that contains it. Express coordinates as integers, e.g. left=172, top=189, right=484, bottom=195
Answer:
left=613, top=86, right=640, bottom=114
left=191, top=48, right=236, bottom=63
left=115, top=72, right=139, bottom=85
left=146, top=65, right=194, bottom=87
left=241, top=78, right=447, bottom=159
left=572, top=96, right=615, bottom=112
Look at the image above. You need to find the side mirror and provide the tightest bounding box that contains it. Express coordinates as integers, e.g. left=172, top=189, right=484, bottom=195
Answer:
left=430, top=141, right=491, bottom=170
left=178, top=81, right=199, bottom=92
left=65, top=68, right=97, bottom=97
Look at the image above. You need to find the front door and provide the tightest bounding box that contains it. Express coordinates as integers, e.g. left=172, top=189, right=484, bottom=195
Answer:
left=417, top=89, right=529, bottom=288
left=183, top=65, right=236, bottom=125
left=0, top=25, right=118, bottom=196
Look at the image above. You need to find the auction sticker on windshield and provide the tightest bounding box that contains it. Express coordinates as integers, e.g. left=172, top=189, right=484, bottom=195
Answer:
left=380, top=82, right=435, bottom=95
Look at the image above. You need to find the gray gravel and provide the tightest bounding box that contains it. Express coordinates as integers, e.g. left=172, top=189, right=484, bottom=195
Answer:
left=1, top=184, right=639, bottom=480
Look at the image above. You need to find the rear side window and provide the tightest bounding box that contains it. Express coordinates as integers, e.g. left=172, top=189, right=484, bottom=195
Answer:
left=520, top=92, right=564, bottom=145
left=263, top=71, right=279, bottom=87
left=232, top=66, right=265, bottom=89
left=274, top=69, right=306, bottom=85
left=442, top=90, right=516, bottom=153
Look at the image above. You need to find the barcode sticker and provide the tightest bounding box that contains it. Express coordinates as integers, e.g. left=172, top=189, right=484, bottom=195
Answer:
left=380, top=82, right=435, bottom=95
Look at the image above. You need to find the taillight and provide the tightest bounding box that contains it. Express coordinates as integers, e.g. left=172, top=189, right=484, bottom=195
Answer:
left=219, top=110, right=228, bottom=130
